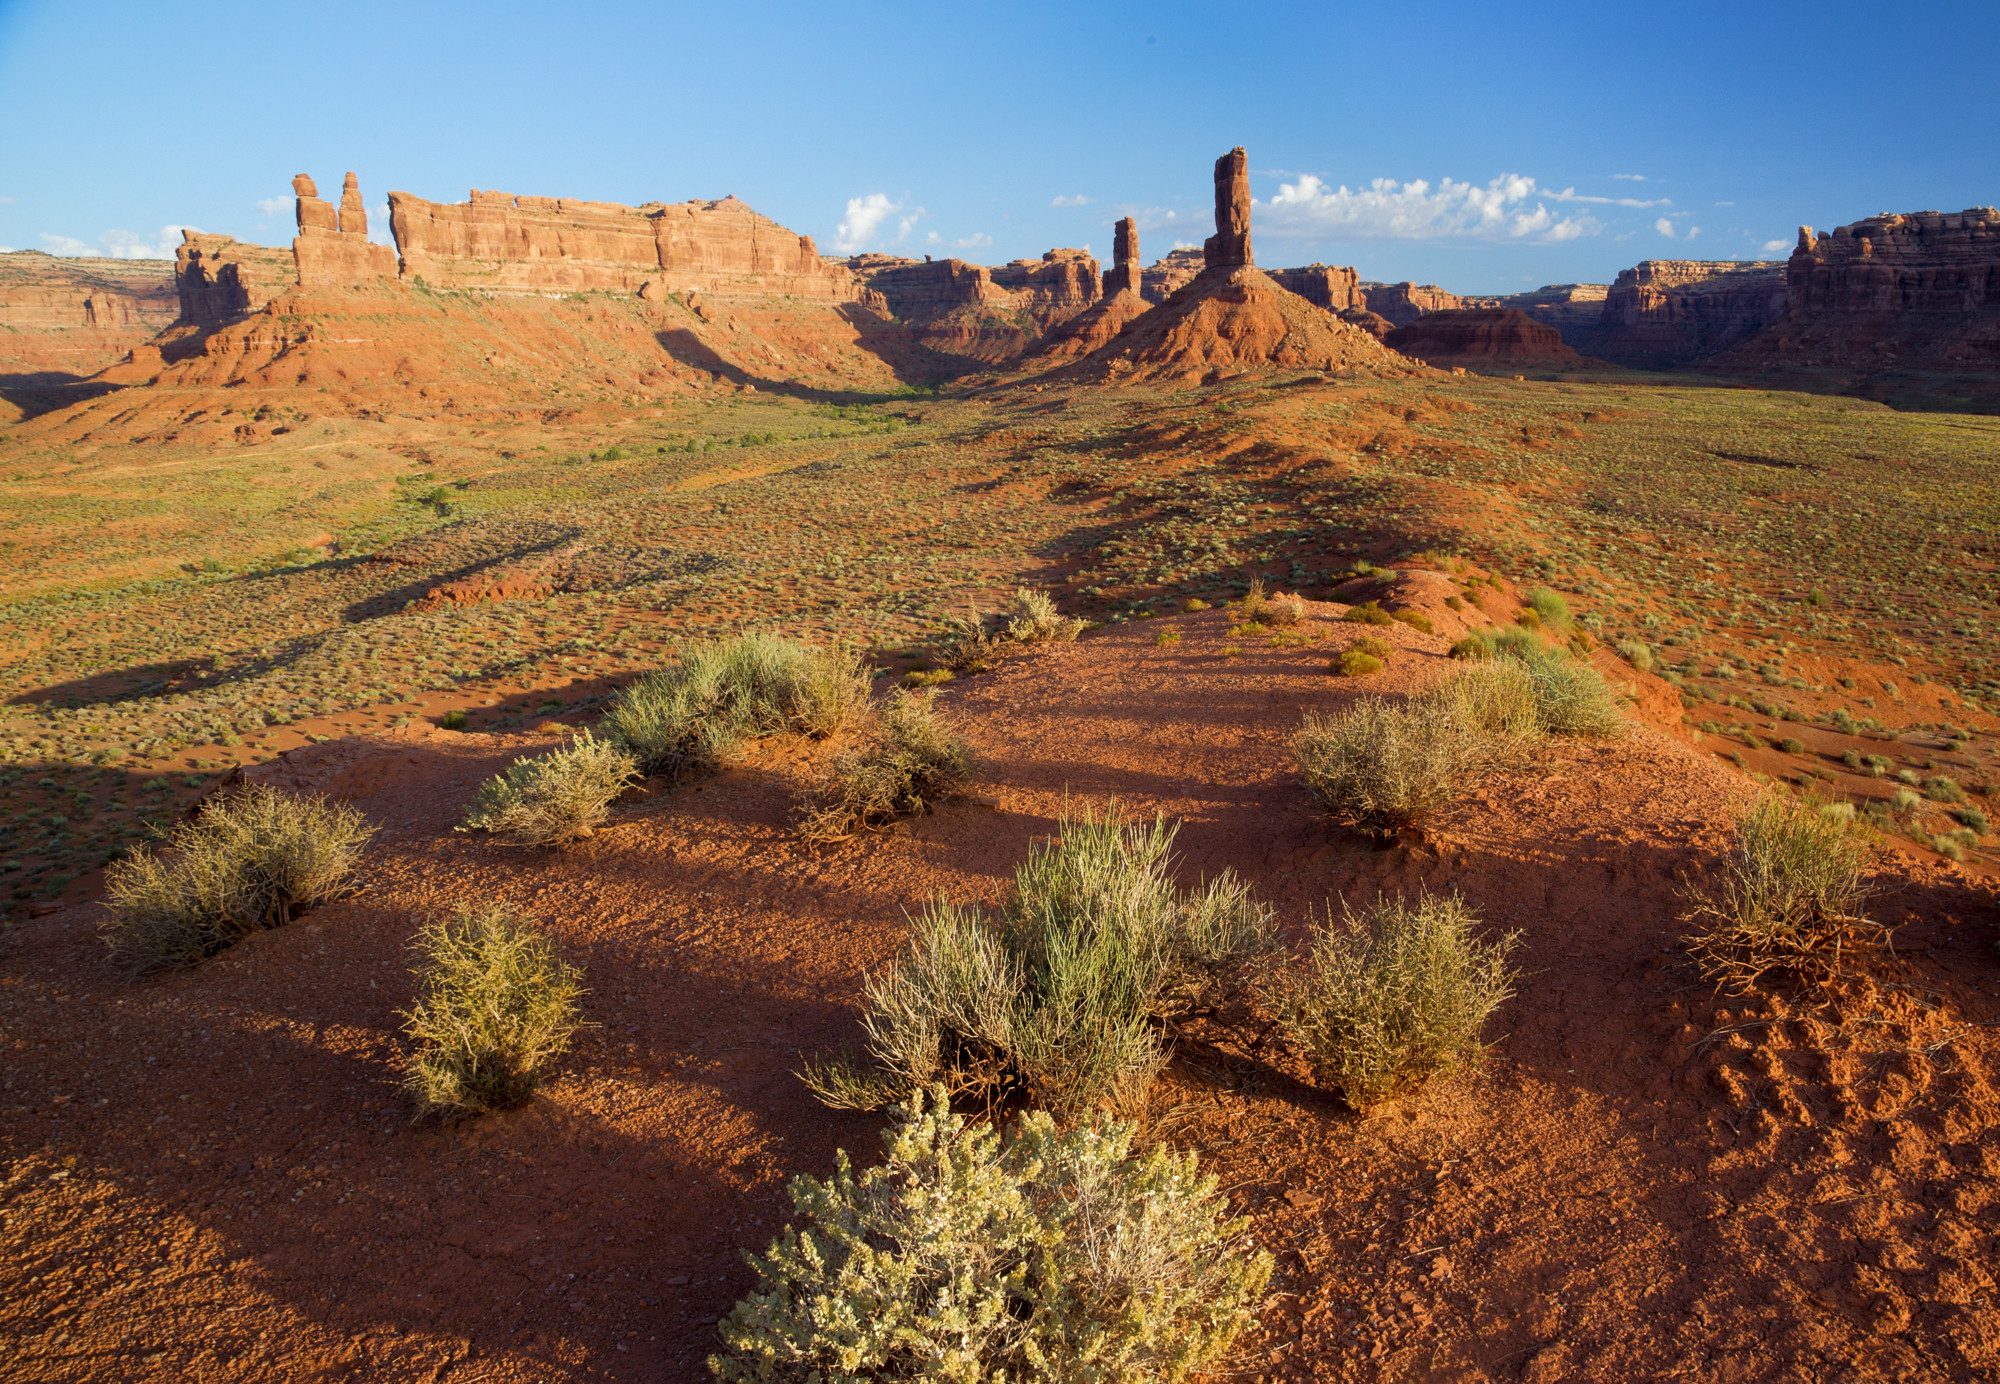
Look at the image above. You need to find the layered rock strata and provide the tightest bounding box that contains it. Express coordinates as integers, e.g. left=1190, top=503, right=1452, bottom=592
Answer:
left=1103, top=218, right=1141, bottom=297
left=1361, top=281, right=1465, bottom=327
left=1382, top=309, right=1589, bottom=370
left=1491, top=283, right=1609, bottom=339
left=1141, top=248, right=1206, bottom=304
left=0, top=251, right=180, bottom=379
left=390, top=190, right=858, bottom=300
left=1583, top=260, right=1786, bottom=367
left=1266, top=262, right=1363, bottom=312
left=848, top=249, right=1101, bottom=365
left=172, top=234, right=296, bottom=325
left=292, top=171, right=398, bottom=288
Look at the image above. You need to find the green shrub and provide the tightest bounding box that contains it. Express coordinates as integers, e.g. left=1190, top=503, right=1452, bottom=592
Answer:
left=1457, top=629, right=1622, bottom=736
left=1391, top=609, right=1434, bottom=634
left=1684, top=794, right=1879, bottom=993
left=803, top=810, right=1270, bottom=1117
left=1526, top=587, right=1572, bottom=631
left=1242, top=577, right=1303, bottom=626
left=102, top=786, right=374, bottom=974
left=461, top=730, right=637, bottom=845
left=1863, top=753, right=1893, bottom=776
left=1438, top=660, right=1543, bottom=741
left=1926, top=776, right=1967, bottom=804
left=1293, top=689, right=1484, bottom=836
left=1779, top=737, right=1806, bottom=755
left=796, top=689, right=973, bottom=846
left=1891, top=787, right=1921, bottom=812
left=602, top=634, right=870, bottom=778
left=935, top=605, right=1001, bottom=673
left=1333, top=649, right=1385, bottom=677
left=1271, top=892, right=1517, bottom=1108
left=401, top=904, right=583, bottom=1120
left=1616, top=640, right=1655, bottom=674
left=1343, top=601, right=1395, bottom=626
left=1005, top=587, right=1087, bottom=643
left=439, top=709, right=468, bottom=731
left=712, top=1086, right=1272, bottom=1383
left=1953, top=805, right=1990, bottom=835
left=1841, top=748, right=1863, bottom=770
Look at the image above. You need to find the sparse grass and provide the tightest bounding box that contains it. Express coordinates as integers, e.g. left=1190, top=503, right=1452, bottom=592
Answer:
left=1616, top=639, right=1655, bottom=673
left=601, top=633, right=869, bottom=778
left=802, top=808, right=1270, bottom=1117
left=796, top=688, right=972, bottom=846
left=461, top=730, right=637, bottom=846
left=401, top=904, right=584, bottom=1120
left=1293, top=687, right=1484, bottom=836
left=1004, top=586, right=1086, bottom=643
left=1684, top=793, right=1881, bottom=993
left=1271, top=892, right=1517, bottom=1108
left=712, top=1085, right=1272, bottom=1383
left=102, top=785, right=374, bottom=974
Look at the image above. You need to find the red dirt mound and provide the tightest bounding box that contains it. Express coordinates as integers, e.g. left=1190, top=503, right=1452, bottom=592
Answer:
left=1053, top=265, right=1427, bottom=386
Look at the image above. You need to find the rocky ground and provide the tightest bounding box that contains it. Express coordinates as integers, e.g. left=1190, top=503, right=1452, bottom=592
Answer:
left=3, top=598, right=1997, bottom=1383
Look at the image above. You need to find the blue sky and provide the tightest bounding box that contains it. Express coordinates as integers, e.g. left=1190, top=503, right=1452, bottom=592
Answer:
left=2, top=0, right=1996, bottom=294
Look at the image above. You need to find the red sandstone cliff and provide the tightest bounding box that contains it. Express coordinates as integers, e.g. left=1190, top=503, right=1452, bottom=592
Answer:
left=1140, top=248, right=1206, bottom=305
left=1265, top=263, right=1364, bottom=313
left=1361, top=282, right=1466, bottom=327
left=1381, top=309, right=1591, bottom=372
left=0, top=251, right=180, bottom=380
left=846, top=249, right=1102, bottom=366
left=1580, top=260, right=1787, bottom=368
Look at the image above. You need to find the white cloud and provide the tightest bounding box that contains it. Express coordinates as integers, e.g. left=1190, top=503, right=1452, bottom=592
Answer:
left=1761, top=238, right=1791, bottom=254
left=43, top=226, right=201, bottom=259
left=1612, top=174, right=1649, bottom=182
left=953, top=232, right=992, bottom=249
left=256, top=196, right=290, bottom=217
left=1687, top=226, right=1702, bottom=240
left=371, top=202, right=394, bottom=246
left=0, top=244, right=14, bottom=253
left=1714, top=201, right=1735, bottom=207
left=1262, top=173, right=1598, bottom=243
left=1655, top=217, right=1676, bottom=238
left=833, top=193, right=914, bottom=253
left=925, top=230, right=942, bottom=245
left=1170, top=239, right=1197, bottom=250
left=1549, top=189, right=1670, bottom=208
left=1050, top=194, right=1091, bottom=208
left=0, top=196, right=17, bottom=205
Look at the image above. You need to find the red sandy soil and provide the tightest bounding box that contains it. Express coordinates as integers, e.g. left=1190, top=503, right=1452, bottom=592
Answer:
left=4, top=604, right=1998, bottom=1383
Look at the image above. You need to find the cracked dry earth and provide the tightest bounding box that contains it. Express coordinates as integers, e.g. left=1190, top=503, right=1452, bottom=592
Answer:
left=3, top=605, right=1999, bottom=1383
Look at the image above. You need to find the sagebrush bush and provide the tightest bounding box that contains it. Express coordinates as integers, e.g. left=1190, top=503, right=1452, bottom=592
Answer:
left=1526, top=587, right=1572, bottom=631
left=1392, top=609, right=1434, bottom=634
left=1343, top=601, right=1395, bottom=626
left=461, top=730, right=637, bottom=845
left=712, top=1085, right=1272, bottom=1384
left=401, top=904, right=583, bottom=1120
left=1242, top=578, right=1303, bottom=626
left=796, top=689, right=973, bottom=846
left=803, top=810, right=1270, bottom=1117
left=1488, top=630, right=1624, bottom=736
left=935, top=605, right=1002, bottom=673
left=1438, top=660, right=1542, bottom=741
left=1616, top=640, right=1656, bottom=673
left=602, top=634, right=870, bottom=778
left=1333, top=647, right=1385, bottom=677
left=1004, top=586, right=1086, bottom=643
left=1684, top=794, right=1880, bottom=992
left=1293, top=689, right=1484, bottom=836
left=1272, top=893, right=1517, bottom=1108
left=103, top=785, right=374, bottom=973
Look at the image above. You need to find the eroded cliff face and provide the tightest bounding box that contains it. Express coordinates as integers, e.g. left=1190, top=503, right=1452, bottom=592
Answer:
left=1490, top=283, right=1609, bottom=339
left=1580, top=260, right=1787, bottom=368
left=1266, top=263, right=1363, bottom=313
left=846, top=248, right=1101, bottom=365
left=390, top=189, right=858, bottom=301
left=1361, top=282, right=1466, bottom=327
left=0, top=251, right=180, bottom=380
left=1382, top=308, right=1588, bottom=371
left=172, top=234, right=296, bottom=327
left=293, top=171, right=398, bottom=289
left=1141, top=249, right=1206, bottom=305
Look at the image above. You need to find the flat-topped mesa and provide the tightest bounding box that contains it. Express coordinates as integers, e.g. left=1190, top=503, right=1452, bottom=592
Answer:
left=1785, top=208, right=2000, bottom=316
left=173, top=232, right=296, bottom=325
left=990, top=248, right=1102, bottom=314
left=1141, top=248, right=1206, bottom=304
left=1267, top=263, right=1362, bottom=312
left=1204, top=147, right=1252, bottom=269
left=1361, top=282, right=1465, bottom=328
left=291, top=170, right=398, bottom=288
left=1587, top=259, right=1788, bottom=367
left=387, top=189, right=857, bottom=301
left=1103, top=218, right=1141, bottom=297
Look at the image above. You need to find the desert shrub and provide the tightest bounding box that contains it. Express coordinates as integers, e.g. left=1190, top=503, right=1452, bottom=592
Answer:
left=439, top=709, right=468, bottom=731
left=796, top=689, right=973, bottom=846
left=1954, top=805, right=1990, bottom=835
left=1004, top=587, right=1086, bottom=643
left=1343, top=601, right=1395, bottom=626
left=1841, top=748, right=1864, bottom=770
left=802, top=810, right=1270, bottom=1117
left=1448, top=635, right=1490, bottom=661
left=1926, top=776, right=1967, bottom=804
left=1616, top=640, right=1655, bottom=674
left=1438, top=660, right=1542, bottom=741
left=903, top=667, right=953, bottom=688
left=935, top=605, right=1001, bottom=673
left=1333, top=649, right=1384, bottom=677
left=1526, top=587, right=1572, bottom=631
left=461, top=731, right=637, bottom=846
left=1891, top=787, right=1921, bottom=812
left=1183, top=597, right=1211, bottom=612
left=1271, top=893, right=1517, bottom=1108
left=103, top=786, right=374, bottom=974
left=1392, top=609, right=1435, bottom=634
left=1154, top=628, right=1183, bottom=647
left=1293, top=689, right=1484, bottom=836
left=1863, top=753, right=1893, bottom=776
left=1243, top=578, right=1303, bottom=626
left=1504, top=637, right=1623, bottom=737
left=711, top=1085, right=1272, bottom=1384
left=1779, top=737, right=1807, bottom=755
left=1684, top=794, right=1880, bottom=992
left=401, top=904, right=583, bottom=1120
left=602, top=634, right=869, bottom=778
left=1514, top=606, right=1542, bottom=630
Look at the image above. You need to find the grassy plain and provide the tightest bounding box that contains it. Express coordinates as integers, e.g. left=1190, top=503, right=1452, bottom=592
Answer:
left=2, top=371, right=1997, bottom=914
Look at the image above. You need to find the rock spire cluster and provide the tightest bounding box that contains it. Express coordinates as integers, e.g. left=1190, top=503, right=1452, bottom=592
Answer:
left=1204, top=146, right=1252, bottom=269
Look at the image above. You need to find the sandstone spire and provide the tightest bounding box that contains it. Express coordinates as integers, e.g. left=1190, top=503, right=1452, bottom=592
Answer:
left=1204, top=146, right=1252, bottom=269
left=1795, top=226, right=1815, bottom=254
left=339, top=172, right=368, bottom=237
left=294, top=173, right=338, bottom=233
left=1104, top=216, right=1140, bottom=296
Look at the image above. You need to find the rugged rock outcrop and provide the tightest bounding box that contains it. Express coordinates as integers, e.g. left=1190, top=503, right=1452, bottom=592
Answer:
left=1581, top=260, right=1787, bottom=368
left=1141, top=248, right=1206, bottom=304
left=292, top=171, right=398, bottom=289
left=1266, top=262, right=1363, bottom=312
left=0, top=251, right=180, bottom=380
left=390, top=189, right=858, bottom=301
left=1361, top=282, right=1466, bottom=327
left=1204, top=147, right=1253, bottom=269
left=1104, top=218, right=1141, bottom=297
left=1491, top=283, right=1609, bottom=340
left=172, top=234, right=296, bottom=325
left=1382, top=308, right=1590, bottom=371
left=990, top=248, right=1101, bottom=315
left=848, top=248, right=1101, bottom=365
